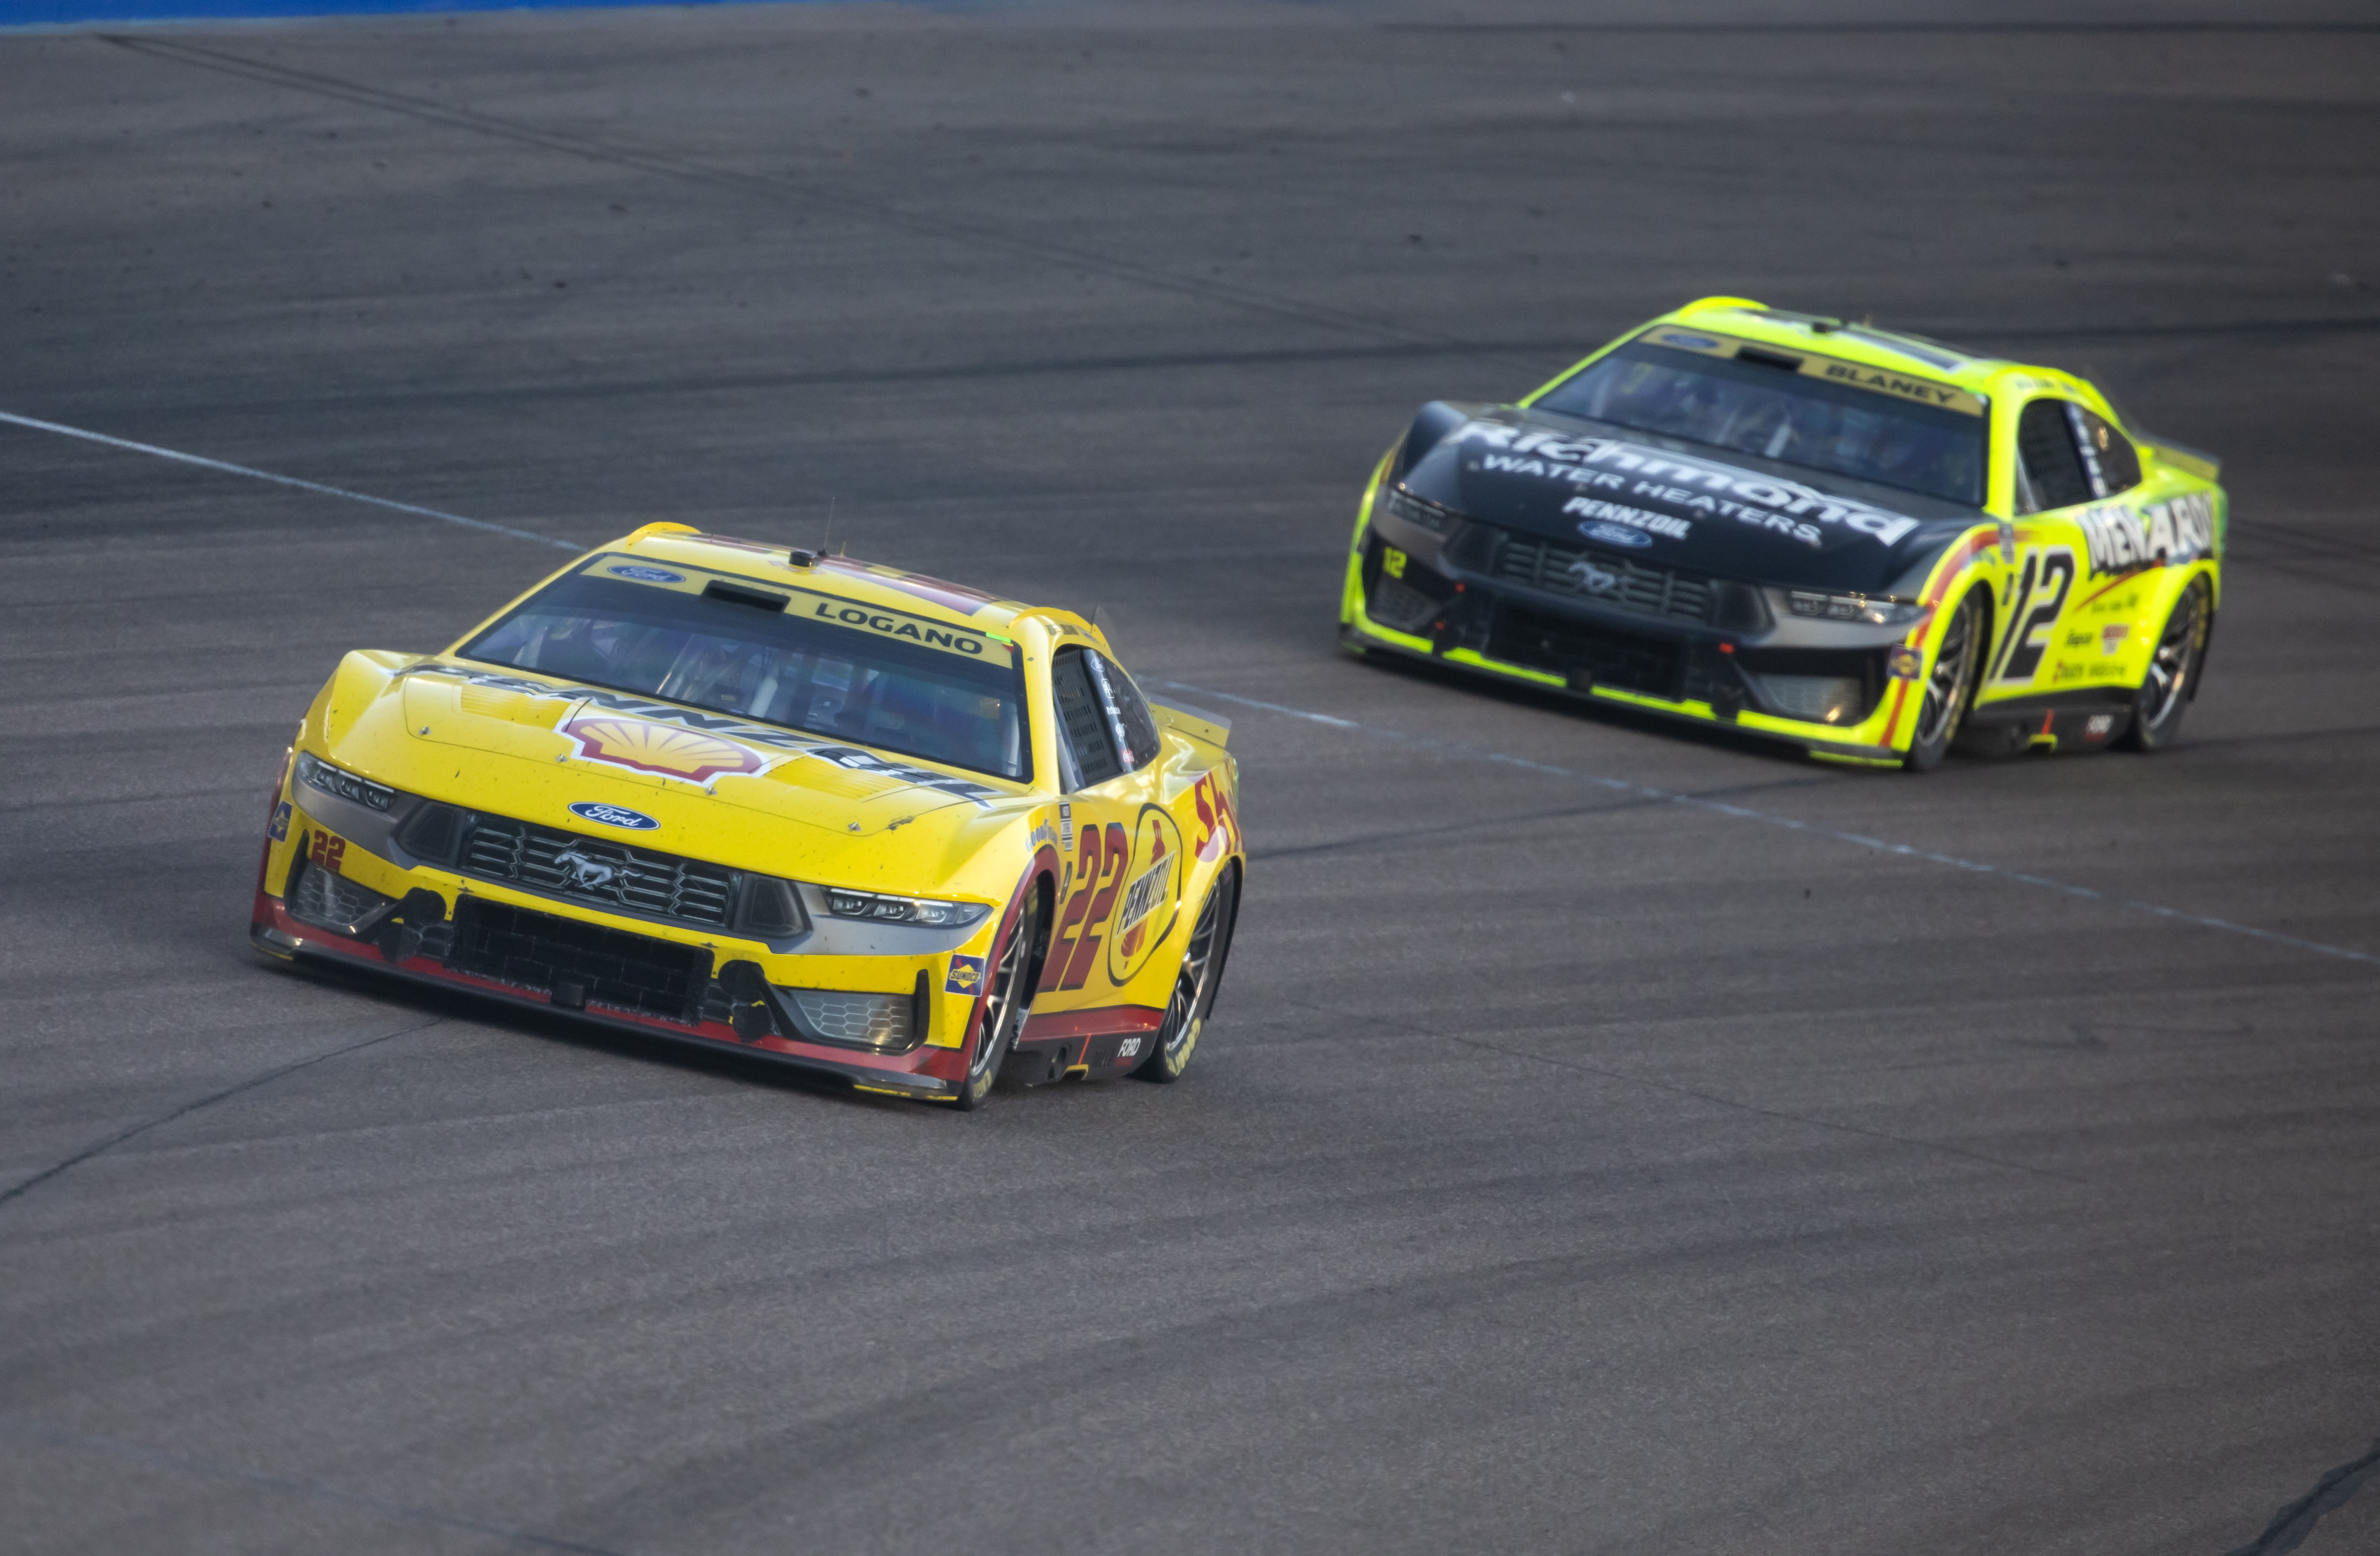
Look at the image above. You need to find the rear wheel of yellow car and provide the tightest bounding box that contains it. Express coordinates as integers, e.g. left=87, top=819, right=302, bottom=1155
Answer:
left=1134, top=866, right=1238, bottom=1085
left=1904, top=591, right=1985, bottom=773
left=954, top=886, right=1041, bottom=1111
left=2120, top=576, right=2211, bottom=752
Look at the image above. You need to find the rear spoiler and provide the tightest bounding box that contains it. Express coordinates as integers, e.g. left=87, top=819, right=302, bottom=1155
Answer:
left=1152, top=697, right=1232, bottom=749
left=2140, top=436, right=2221, bottom=483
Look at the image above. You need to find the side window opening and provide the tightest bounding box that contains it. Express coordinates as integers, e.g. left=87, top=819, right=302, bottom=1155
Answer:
left=2017, top=399, right=2095, bottom=512
left=2069, top=405, right=2142, bottom=496
left=1087, top=653, right=1161, bottom=773
left=1051, top=648, right=1122, bottom=789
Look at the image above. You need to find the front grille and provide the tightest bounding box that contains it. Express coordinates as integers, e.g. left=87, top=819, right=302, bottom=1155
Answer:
left=447, top=898, right=709, bottom=1023
left=444, top=813, right=737, bottom=930
left=1367, top=573, right=1443, bottom=633
left=288, top=856, right=396, bottom=935
left=1488, top=605, right=1688, bottom=699
left=1469, top=525, right=1715, bottom=623
left=786, top=989, right=916, bottom=1049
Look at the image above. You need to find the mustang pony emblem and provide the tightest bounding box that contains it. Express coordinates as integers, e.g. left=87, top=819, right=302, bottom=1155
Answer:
left=550, top=848, right=621, bottom=891
left=1566, top=557, right=1621, bottom=595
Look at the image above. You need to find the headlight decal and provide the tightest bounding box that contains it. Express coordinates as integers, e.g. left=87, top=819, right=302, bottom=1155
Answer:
left=295, top=751, right=398, bottom=812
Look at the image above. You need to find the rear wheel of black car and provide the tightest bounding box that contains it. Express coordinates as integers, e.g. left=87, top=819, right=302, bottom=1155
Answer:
left=1904, top=591, right=1985, bottom=772
left=1134, top=866, right=1238, bottom=1084
left=954, top=886, right=1041, bottom=1110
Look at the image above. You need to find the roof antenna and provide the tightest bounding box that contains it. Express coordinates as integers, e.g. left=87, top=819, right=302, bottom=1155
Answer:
left=789, top=494, right=836, bottom=569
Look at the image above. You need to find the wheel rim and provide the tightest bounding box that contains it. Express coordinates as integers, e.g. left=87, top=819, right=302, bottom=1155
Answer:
left=1915, top=599, right=1977, bottom=748
left=971, top=899, right=1033, bottom=1082
left=2140, top=585, right=2204, bottom=730
left=1163, top=879, right=1226, bottom=1061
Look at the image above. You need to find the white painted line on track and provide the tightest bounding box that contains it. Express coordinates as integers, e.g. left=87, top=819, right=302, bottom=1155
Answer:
left=1160, top=679, right=2380, bottom=973
left=13, top=408, right=2355, bottom=974
left=0, top=410, right=584, bottom=552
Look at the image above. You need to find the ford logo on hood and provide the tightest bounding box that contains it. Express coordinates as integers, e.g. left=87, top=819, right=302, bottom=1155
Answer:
left=1580, top=521, right=1655, bottom=549
left=568, top=801, right=659, bottom=831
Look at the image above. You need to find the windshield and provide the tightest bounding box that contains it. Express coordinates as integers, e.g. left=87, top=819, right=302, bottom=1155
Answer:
left=462, top=558, right=1028, bottom=781
left=1534, top=337, right=1987, bottom=506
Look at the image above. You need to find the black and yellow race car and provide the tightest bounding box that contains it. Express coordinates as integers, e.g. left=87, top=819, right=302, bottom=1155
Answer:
left=1339, top=297, right=2226, bottom=768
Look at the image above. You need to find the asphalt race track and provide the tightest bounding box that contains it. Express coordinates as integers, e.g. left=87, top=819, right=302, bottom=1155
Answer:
left=5, top=4, right=2379, bottom=1552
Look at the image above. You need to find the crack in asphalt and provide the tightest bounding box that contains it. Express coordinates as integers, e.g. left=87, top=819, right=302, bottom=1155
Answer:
left=0, top=1017, right=442, bottom=1211
left=2224, top=1435, right=2380, bottom=1556
left=0, top=1415, right=637, bottom=1556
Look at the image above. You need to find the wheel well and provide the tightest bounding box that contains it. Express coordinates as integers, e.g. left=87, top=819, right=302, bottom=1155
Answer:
left=1019, top=872, right=1057, bottom=993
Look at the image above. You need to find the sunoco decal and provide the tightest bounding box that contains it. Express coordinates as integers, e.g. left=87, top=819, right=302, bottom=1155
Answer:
left=1106, top=804, right=1183, bottom=988
left=1458, top=420, right=1923, bottom=548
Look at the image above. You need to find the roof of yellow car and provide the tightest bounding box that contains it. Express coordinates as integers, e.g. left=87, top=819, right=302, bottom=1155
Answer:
left=612, top=522, right=1046, bottom=637
left=1664, top=296, right=2111, bottom=411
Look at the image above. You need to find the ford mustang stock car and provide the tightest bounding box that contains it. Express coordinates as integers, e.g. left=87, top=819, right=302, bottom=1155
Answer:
left=250, top=526, right=1244, bottom=1108
left=1340, top=296, right=2227, bottom=769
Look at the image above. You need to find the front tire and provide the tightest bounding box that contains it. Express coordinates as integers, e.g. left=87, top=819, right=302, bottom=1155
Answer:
left=2120, top=576, right=2211, bottom=752
left=1904, top=590, right=1985, bottom=772
left=1134, top=866, right=1238, bottom=1084
left=953, top=885, right=1041, bottom=1110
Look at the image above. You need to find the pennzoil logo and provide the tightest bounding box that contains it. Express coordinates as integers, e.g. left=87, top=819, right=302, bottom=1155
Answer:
left=561, top=713, right=785, bottom=785
left=1106, top=804, right=1183, bottom=987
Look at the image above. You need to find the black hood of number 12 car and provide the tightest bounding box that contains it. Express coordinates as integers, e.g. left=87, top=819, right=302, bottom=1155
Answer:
left=1393, top=401, right=1985, bottom=597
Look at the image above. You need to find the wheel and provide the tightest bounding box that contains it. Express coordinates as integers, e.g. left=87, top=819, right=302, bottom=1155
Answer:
left=1904, top=590, right=1985, bottom=772
left=953, top=884, right=1041, bottom=1110
left=2120, top=576, right=2211, bottom=752
left=1133, top=865, right=1238, bottom=1084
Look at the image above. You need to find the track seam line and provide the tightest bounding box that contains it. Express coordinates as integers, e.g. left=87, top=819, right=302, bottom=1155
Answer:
left=10, top=398, right=2361, bottom=978
left=2223, top=1434, right=2380, bottom=1556
left=0, top=409, right=583, bottom=550
left=0, top=1017, right=443, bottom=1210
left=0, top=1415, right=638, bottom=1556
left=1158, top=680, right=2380, bottom=973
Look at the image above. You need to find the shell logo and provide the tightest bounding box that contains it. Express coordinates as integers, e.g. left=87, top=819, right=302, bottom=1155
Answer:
left=561, top=714, right=780, bottom=784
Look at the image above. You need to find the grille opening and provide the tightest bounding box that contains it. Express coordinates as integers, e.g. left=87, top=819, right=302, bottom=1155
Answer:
left=447, top=899, right=709, bottom=1024
left=783, top=988, right=918, bottom=1051
left=287, top=851, right=396, bottom=936
left=1488, top=605, right=1687, bottom=698
left=1460, top=525, right=1716, bottom=624
left=410, top=809, right=741, bottom=932
left=1736, top=646, right=1884, bottom=724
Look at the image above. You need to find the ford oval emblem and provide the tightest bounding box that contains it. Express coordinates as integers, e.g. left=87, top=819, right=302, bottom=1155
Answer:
left=1581, top=521, right=1656, bottom=549
left=606, top=565, right=685, bottom=584
left=568, top=801, right=659, bottom=831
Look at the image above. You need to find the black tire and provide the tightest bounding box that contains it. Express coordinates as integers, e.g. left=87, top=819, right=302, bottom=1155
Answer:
left=2120, top=576, right=2212, bottom=752
left=953, top=884, right=1041, bottom=1111
left=1133, top=866, right=1238, bottom=1084
left=1904, top=590, right=1986, bottom=772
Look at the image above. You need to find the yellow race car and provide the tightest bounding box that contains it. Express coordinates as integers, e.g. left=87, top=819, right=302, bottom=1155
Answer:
left=1340, top=297, right=2226, bottom=768
left=250, top=526, right=1245, bottom=1108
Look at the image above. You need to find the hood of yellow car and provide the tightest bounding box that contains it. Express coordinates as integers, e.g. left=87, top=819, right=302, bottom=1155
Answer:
left=315, top=654, right=1036, bottom=893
